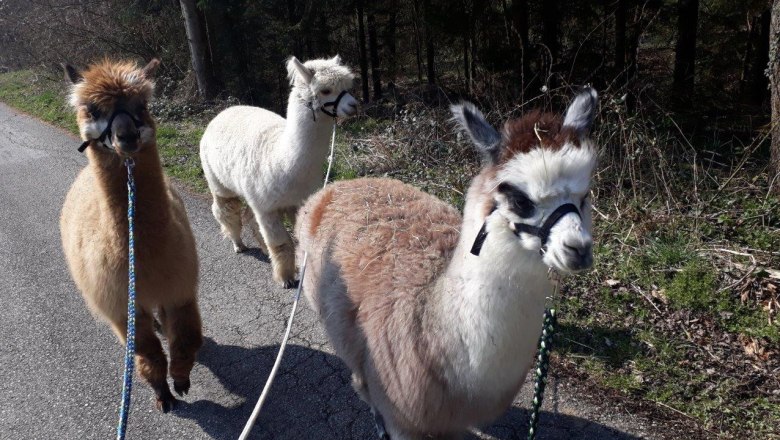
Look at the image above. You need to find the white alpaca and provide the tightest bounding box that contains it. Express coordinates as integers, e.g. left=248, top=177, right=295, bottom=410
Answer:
left=295, top=89, right=599, bottom=439
left=200, top=55, right=358, bottom=287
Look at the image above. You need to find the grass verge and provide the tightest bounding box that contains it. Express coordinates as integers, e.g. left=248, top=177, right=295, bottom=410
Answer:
left=0, top=70, right=207, bottom=192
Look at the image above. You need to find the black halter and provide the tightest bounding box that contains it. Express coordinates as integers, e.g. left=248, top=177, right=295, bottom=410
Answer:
left=77, top=109, right=144, bottom=153
left=319, top=90, right=349, bottom=119
left=470, top=203, right=581, bottom=256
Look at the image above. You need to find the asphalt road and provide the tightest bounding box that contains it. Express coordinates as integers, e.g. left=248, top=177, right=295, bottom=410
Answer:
left=0, top=102, right=664, bottom=439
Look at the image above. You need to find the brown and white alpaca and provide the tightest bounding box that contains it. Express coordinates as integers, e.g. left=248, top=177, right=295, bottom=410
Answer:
left=295, top=89, right=599, bottom=439
left=60, top=59, right=203, bottom=412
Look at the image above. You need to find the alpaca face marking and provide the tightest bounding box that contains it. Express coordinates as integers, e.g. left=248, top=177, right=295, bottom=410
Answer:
left=497, top=144, right=596, bottom=273
left=453, top=87, right=599, bottom=274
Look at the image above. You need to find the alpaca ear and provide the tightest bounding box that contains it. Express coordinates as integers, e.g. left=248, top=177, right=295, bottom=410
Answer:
left=331, top=54, right=342, bottom=65
left=141, top=58, right=160, bottom=78
left=563, top=87, right=598, bottom=137
left=287, top=56, right=313, bottom=85
left=62, top=63, right=81, bottom=84
left=451, top=101, right=501, bottom=163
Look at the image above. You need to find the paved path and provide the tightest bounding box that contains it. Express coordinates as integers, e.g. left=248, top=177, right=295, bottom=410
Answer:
left=0, top=102, right=663, bottom=439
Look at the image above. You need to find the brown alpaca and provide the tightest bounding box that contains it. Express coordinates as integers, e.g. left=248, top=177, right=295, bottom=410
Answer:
left=60, top=59, right=203, bottom=412
left=296, top=89, right=599, bottom=439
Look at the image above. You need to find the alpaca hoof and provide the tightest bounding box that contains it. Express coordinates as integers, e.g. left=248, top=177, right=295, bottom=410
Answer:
left=282, top=279, right=299, bottom=289
left=155, top=395, right=178, bottom=413
left=174, top=379, right=190, bottom=396
left=233, top=243, right=247, bottom=253
left=371, top=408, right=390, bottom=440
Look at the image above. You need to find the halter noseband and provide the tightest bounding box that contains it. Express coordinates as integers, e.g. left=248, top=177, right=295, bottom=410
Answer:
left=77, top=109, right=144, bottom=153
left=470, top=203, right=581, bottom=256
left=307, top=90, right=349, bottom=121
left=320, top=90, right=349, bottom=118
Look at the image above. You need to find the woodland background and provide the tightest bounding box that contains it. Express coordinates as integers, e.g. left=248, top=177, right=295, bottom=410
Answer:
left=1, top=0, right=779, bottom=437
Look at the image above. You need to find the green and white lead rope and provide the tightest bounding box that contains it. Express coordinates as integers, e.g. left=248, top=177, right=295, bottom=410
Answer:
left=527, top=307, right=557, bottom=440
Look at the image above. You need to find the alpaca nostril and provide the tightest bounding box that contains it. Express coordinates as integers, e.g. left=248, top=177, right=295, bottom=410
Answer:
left=562, top=242, right=593, bottom=270
left=117, top=132, right=139, bottom=143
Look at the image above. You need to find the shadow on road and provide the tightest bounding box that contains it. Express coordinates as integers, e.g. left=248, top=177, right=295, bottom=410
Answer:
left=175, top=338, right=641, bottom=440
left=240, top=247, right=271, bottom=264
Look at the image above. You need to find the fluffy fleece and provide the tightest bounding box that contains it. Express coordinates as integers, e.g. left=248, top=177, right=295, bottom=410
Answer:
left=200, top=55, right=358, bottom=287
left=60, top=59, right=202, bottom=412
left=295, top=89, right=599, bottom=439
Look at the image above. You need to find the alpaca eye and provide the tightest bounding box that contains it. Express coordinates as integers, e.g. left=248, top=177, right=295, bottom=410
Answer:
left=512, top=195, right=535, bottom=218
left=498, top=183, right=535, bottom=218
left=321, top=89, right=332, bottom=95
left=87, top=105, right=101, bottom=119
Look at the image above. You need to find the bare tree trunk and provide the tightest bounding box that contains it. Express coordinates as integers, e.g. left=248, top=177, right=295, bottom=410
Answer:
left=412, top=0, right=424, bottom=86
left=179, top=0, right=214, bottom=99
left=508, top=0, right=531, bottom=97
left=673, top=0, right=698, bottom=102
left=615, top=0, right=627, bottom=81
left=462, top=36, right=471, bottom=94
left=770, top=0, right=780, bottom=193
left=356, top=0, right=370, bottom=102
left=541, top=0, right=559, bottom=62
left=464, top=0, right=483, bottom=95
left=286, top=0, right=303, bottom=57
left=367, top=12, right=382, bottom=100
left=750, top=9, right=771, bottom=104
left=424, top=0, right=436, bottom=85
left=383, top=0, right=398, bottom=84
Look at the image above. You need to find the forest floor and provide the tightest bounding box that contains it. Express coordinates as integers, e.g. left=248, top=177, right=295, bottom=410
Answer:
left=2, top=69, right=778, bottom=438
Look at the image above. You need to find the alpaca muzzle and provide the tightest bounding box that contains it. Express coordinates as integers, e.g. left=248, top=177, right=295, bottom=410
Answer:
left=320, top=90, right=351, bottom=118
left=77, top=109, right=144, bottom=153
left=470, top=203, right=581, bottom=257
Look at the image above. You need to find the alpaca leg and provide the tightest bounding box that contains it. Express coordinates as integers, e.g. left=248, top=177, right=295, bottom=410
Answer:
left=350, top=375, right=390, bottom=440
left=211, top=196, right=247, bottom=253
left=252, top=208, right=297, bottom=288
left=134, top=309, right=177, bottom=412
left=371, top=407, right=390, bottom=440
left=161, top=300, right=203, bottom=396
left=242, top=208, right=269, bottom=254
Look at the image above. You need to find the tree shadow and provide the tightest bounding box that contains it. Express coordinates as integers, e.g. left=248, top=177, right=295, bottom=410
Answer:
left=474, top=404, right=642, bottom=440
left=174, top=337, right=642, bottom=439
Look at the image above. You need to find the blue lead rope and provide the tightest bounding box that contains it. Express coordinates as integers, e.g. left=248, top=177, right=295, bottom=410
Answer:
left=117, top=158, right=137, bottom=440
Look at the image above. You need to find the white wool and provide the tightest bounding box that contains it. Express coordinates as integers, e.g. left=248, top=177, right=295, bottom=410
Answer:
left=200, top=56, right=357, bottom=284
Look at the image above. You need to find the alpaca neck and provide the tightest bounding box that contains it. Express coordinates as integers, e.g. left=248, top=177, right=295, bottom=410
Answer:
left=432, top=172, right=552, bottom=396
left=280, top=93, right=335, bottom=167
left=87, top=143, right=171, bottom=228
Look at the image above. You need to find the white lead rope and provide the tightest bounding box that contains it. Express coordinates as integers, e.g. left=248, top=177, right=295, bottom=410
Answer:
left=238, top=122, right=338, bottom=440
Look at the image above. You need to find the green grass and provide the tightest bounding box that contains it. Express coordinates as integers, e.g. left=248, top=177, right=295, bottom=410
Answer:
left=0, top=70, right=78, bottom=134
left=665, top=259, right=718, bottom=311
left=0, top=69, right=207, bottom=192
left=155, top=122, right=207, bottom=192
